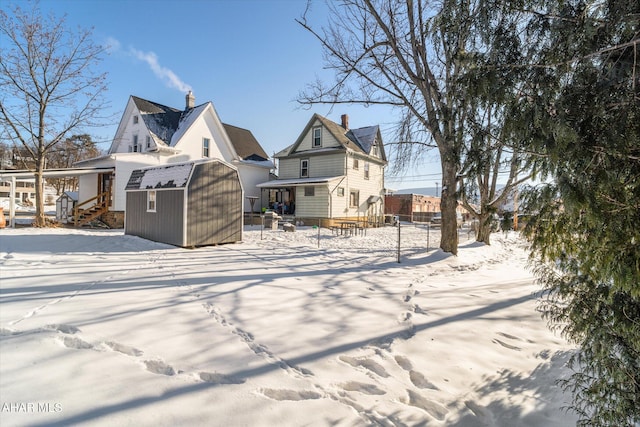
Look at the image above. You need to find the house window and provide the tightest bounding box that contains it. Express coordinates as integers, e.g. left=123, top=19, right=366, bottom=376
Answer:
left=364, top=162, right=370, bottom=180
left=300, top=159, right=309, bottom=178
left=132, top=135, right=139, bottom=152
left=304, top=186, right=315, bottom=197
left=133, top=115, right=139, bottom=124
left=203, top=138, right=210, bottom=157
left=147, top=190, right=156, bottom=212
left=353, top=158, right=359, bottom=170
left=313, top=127, right=322, bottom=147
left=337, top=187, right=344, bottom=197
left=350, top=190, right=359, bottom=208
left=146, top=136, right=151, bottom=149
left=372, top=144, right=378, bottom=156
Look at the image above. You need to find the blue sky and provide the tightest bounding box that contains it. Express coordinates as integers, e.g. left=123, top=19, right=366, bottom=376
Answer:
left=29, top=0, right=443, bottom=190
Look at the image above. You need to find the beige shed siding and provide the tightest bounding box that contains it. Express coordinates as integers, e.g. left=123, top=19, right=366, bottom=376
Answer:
left=295, top=185, right=329, bottom=217
left=278, top=153, right=346, bottom=179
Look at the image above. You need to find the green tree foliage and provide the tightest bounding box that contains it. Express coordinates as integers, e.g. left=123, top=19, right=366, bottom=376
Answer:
left=522, top=1, right=639, bottom=424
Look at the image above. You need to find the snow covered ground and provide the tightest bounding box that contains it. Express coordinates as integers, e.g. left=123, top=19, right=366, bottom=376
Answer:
left=0, top=224, right=577, bottom=426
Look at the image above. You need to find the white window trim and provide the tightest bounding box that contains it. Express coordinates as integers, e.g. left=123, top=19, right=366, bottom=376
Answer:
left=300, top=159, right=309, bottom=178
left=203, top=138, right=210, bottom=157
left=312, top=127, right=322, bottom=147
left=147, top=190, right=156, bottom=212
left=350, top=190, right=359, bottom=208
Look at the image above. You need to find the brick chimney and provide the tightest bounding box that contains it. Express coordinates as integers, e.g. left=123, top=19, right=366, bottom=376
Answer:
left=341, top=114, right=349, bottom=130
left=185, top=91, right=195, bottom=109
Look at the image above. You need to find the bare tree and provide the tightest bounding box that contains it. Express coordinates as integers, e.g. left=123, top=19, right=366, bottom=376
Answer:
left=297, top=0, right=535, bottom=253
left=46, top=134, right=102, bottom=195
left=0, top=3, right=108, bottom=226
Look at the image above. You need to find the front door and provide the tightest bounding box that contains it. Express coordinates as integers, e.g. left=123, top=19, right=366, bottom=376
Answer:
left=98, top=173, right=113, bottom=207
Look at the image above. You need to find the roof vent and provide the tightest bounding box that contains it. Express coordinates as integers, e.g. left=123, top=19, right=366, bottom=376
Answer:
left=185, top=91, right=195, bottom=109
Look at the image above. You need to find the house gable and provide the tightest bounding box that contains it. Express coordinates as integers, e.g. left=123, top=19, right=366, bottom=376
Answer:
left=280, top=114, right=387, bottom=164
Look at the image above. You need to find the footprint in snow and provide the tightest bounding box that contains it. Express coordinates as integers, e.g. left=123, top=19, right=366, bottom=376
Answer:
left=143, top=359, right=176, bottom=376
left=394, top=355, right=413, bottom=371
left=340, top=381, right=386, bottom=395
left=199, top=372, right=245, bottom=385
left=104, top=341, right=143, bottom=357
left=409, top=370, right=439, bottom=390
left=45, top=324, right=80, bottom=334
left=59, top=336, right=93, bottom=350
left=400, top=389, right=448, bottom=421
left=259, top=388, right=322, bottom=401
left=338, top=355, right=390, bottom=378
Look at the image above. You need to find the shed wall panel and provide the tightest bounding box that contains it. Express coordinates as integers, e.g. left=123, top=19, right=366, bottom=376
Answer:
left=186, top=162, right=242, bottom=246
left=125, top=190, right=184, bottom=246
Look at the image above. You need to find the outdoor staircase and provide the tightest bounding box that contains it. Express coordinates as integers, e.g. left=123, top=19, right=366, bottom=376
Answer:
left=74, top=191, right=110, bottom=227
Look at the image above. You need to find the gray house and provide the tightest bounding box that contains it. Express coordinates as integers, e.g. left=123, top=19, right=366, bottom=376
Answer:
left=125, top=159, right=243, bottom=247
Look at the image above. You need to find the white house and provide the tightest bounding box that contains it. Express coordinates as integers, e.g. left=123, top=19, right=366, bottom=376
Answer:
left=74, top=92, right=273, bottom=227
left=257, top=113, right=387, bottom=225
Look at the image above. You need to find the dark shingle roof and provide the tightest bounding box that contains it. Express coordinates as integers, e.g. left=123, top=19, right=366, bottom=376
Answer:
left=222, top=124, right=269, bottom=161
left=129, top=96, right=269, bottom=162
left=132, top=96, right=183, bottom=145
left=348, top=125, right=379, bottom=154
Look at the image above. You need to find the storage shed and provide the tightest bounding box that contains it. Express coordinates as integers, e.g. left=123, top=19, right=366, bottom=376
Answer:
left=125, top=159, right=243, bottom=247
left=56, top=191, right=78, bottom=224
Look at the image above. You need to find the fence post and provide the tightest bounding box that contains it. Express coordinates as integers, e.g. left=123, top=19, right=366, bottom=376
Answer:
left=397, top=220, right=401, bottom=263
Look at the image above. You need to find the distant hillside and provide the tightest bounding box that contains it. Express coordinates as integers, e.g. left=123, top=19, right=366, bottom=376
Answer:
left=391, top=187, right=439, bottom=196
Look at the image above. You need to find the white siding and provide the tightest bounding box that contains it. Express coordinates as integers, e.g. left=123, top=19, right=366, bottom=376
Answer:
left=112, top=154, right=164, bottom=211
left=295, top=185, right=329, bottom=218
left=111, top=101, right=157, bottom=154
left=172, top=112, right=235, bottom=162
left=296, top=119, right=342, bottom=152
left=235, top=163, right=271, bottom=212
left=278, top=153, right=345, bottom=179
left=343, top=156, right=385, bottom=217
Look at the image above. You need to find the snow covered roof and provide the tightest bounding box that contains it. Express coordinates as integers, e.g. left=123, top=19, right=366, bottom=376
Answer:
left=129, top=96, right=270, bottom=162
left=126, top=163, right=194, bottom=190
left=132, top=96, right=183, bottom=145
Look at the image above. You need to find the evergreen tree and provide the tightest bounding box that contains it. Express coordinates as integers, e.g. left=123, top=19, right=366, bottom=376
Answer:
left=522, top=1, right=640, bottom=424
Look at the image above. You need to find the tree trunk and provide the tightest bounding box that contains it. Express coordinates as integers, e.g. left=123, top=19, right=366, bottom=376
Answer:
left=33, top=157, right=46, bottom=227
left=475, top=212, right=492, bottom=245
left=440, top=161, right=459, bottom=255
